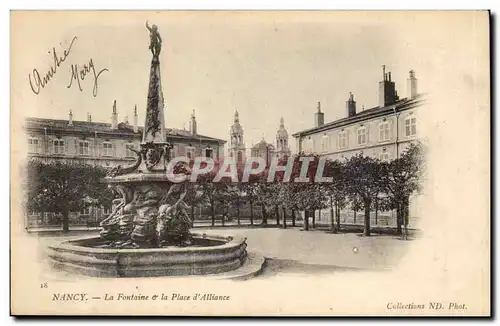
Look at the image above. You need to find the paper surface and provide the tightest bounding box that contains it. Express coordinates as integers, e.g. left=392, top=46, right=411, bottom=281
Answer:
left=10, top=10, right=490, bottom=316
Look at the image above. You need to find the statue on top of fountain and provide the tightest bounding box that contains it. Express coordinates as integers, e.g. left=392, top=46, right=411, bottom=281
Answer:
left=146, top=20, right=162, bottom=57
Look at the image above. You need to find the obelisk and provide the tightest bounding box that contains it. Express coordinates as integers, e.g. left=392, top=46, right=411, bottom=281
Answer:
left=139, top=21, right=173, bottom=174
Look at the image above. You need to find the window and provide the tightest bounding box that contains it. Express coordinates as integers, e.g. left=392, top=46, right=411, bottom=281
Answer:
left=103, top=206, right=112, bottom=215
left=28, top=137, right=39, bottom=153
left=357, top=127, right=366, bottom=145
left=125, top=143, right=136, bottom=158
left=379, top=152, right=390, bottom=161
left=102, top=142, right=113, bottom=156
left=80, top=206, right=90, bottom=216
left=78, top=141, right=89, bottom=156
left=405, top=116, right=417, bottom=137
left=186, top=146, right=195, bottom=160
left=237, top=151, right=243, bottom=163
left=379, top=121, right=390, bottom=141
left=205, top=148, right=214, bottom=159
left=321, top=134, right=329, bottom=152
left=337, top=131, right=347, bottom=149
left=53, top=139, right=65, bottom=155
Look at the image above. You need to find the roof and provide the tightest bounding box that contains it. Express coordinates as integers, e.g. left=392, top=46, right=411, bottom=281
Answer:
left=252, top=139, right=274, bottom=150
left=24, top=117, right=226, bottom=144
left=292, top=94, right=426, bottom=138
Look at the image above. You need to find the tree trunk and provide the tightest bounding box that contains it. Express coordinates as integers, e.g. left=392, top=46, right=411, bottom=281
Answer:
left=312, top=210, right=316, bottom=229
left=191, top=204, right=195, bottom=228
left=261, top=206, right=268, bottom=225
left=210, top=199, right=215, bottom=226
left=292, top=209, right=296, bottom=226
left=304, top=210, right=309, bottom=231
left=236, top=196, right=241, bottom=225
left=330, top=196, right=335, bottom=233
left=353, top=208, right=357, bottom=224
left=403, top=196, right=410, bottom=240
left=336, top=204, right=341, bottom=232
left=250, top=200, right=254, bottom=225
left=396, top=204, right=402, bottom=235
left=62, top=208, right=70, bottom=233
left=221, top=207, right=225, bottom=226
left=374, top=197, right=378, bottom=225
left=283, top=207, right=287, bottom=229
left=275, top=206, right=280, bottom=226
left=363, top=198, right=371, bottom=236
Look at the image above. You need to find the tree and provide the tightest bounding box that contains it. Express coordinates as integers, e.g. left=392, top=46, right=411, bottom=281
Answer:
left=344, top=154, right=384, bottom=236
left=324, top=159, right=347, bottom=233
left=285, top=153, right=325, bottom=231
left=26, top=159, right=112, bottom=232
left=197, top=169, right=231, bottom=226
left=253, top=169, right=272, bottom=225
left=380, top=142, right=424, bottom=239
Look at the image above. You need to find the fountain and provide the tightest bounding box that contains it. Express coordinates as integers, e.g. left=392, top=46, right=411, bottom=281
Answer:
left=46, top=22, right=253, bottom=278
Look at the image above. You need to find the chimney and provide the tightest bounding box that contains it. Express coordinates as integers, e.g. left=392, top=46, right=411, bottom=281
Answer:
left=111, top=100, right=118, bottom=129
left=314, top=101, right=324, bottom=127
left=190, top=109, right=197, bottom=135
left=68, top=109, right=73, bottom=126
left=346, top=92, right=356, bottom=118
left=133, top=105, right=138, bottom=133
left=378, top=65, right=399, bottom=107
left=407, top=70, right=418, bottom=99
left=87, top=113, right=92, bottom=122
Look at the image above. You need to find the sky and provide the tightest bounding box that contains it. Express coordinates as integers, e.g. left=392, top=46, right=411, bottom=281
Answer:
left=11, top=11, right=485, bottom=153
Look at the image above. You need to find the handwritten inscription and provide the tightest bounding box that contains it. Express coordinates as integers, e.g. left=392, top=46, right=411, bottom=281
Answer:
left=28, top=36, right=108, bottom=97
left=67, top=58, right=109, bottom=97
left=29, top=36, right=78, bottom=95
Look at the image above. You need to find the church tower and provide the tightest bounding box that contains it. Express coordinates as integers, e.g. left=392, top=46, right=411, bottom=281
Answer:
left=276, top=116, right=291, bottom=159
left=229, top=110, right=246, bottom=164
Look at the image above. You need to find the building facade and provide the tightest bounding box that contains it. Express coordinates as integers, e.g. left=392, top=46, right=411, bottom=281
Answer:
left=292, top=67, right=424, bottom=227
left=25, top=102, right=226, bottom=228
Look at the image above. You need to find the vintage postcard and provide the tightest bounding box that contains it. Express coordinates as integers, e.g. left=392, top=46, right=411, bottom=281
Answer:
left=10, top=10, right=490, bottom=316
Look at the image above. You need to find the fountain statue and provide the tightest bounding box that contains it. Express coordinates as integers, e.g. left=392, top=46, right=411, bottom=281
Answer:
left=97, top=21, right=193, bottom=249
left=46, top=22, right=251, bottom=278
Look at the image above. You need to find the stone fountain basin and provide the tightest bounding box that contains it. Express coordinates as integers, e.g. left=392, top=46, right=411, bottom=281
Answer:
left=47, top=233, right=248, bottom=278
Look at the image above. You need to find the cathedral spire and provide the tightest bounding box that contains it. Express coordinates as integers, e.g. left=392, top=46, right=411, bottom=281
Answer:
left=234, top=109, right=239, bottom=123
left=280, top=116, right=284, bottom=127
